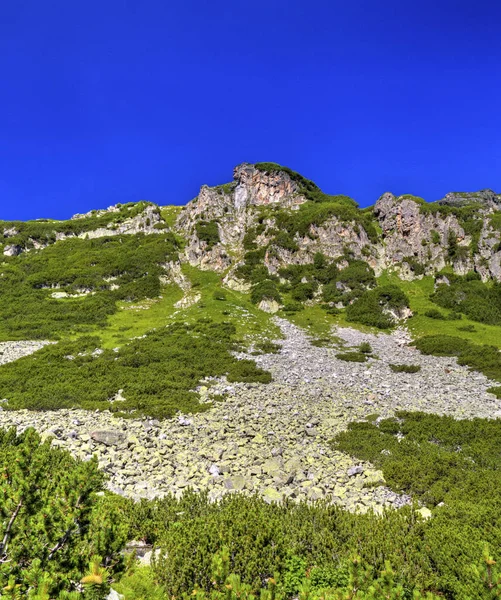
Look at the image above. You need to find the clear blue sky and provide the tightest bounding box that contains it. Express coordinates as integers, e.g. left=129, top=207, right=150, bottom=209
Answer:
left=1, top=0, right=500, bottom=220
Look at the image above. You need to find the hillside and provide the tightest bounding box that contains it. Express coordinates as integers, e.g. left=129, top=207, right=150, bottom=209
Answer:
left=2, top=164, right=501, bottom=597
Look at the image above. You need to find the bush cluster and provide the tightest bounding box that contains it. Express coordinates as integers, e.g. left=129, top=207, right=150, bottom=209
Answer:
left=431, top=276, right=501, bottom=325
left=414, top=334, right=501, bottom=381
left=332, top=411, right=501, bottom=598
left=0, top=319, right=271, bottom=418
left=335, top=352, right=368, bottom=363
left=0, top=428, right=126, bottom=596
left=345, top=285, right=409, bottom=329
left=0, top=202, right=155, bottom=250
left=250, top=279, right=282, bottom=305
left=0, top=232, right=179, bottom=340
left=389, top=364, right=421, bottom=373
left=195, top=221, right=220, bottom=250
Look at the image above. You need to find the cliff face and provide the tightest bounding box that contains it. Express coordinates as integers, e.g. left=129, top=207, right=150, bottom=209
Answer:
left=176, top=163, right=309, bottom=272
left=374, top=193, right=501, bottom=280
left=176, top=163, right=501, bottom=282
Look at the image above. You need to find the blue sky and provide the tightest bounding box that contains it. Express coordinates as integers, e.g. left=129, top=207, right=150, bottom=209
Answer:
left=1, top=0, right=500, bottom=220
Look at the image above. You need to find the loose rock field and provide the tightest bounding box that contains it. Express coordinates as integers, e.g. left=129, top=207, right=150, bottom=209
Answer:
left=0, top=318, right=499, bottom=513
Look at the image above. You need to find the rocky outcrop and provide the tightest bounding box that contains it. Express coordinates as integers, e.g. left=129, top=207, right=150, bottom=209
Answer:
left=373, top=192, right=501, bottom=280
left=265, top=220, right=377, bottom=275
left=177, top=164, right=379, bottom=276
left=438, top=189, right=501, bottom=210
left=232, top=163, right=306, bottom=207
left=177, top=164, right=501, bottom=283
left=72, top=203, right=163, bottom=239
left=1, top=203, right=165, bottom=257
left=373, top=192, right=466, bottom=274
left=176, top=164, right=308, bottom=272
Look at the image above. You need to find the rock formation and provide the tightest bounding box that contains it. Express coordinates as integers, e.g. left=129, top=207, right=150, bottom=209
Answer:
left=176, top=163, right=501, bottom=282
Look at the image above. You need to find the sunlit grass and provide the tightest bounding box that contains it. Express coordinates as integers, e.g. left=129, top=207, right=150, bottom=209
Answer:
left=378, top=271, right=501, bottom=348
left=99, top=264, right=281, bottom=349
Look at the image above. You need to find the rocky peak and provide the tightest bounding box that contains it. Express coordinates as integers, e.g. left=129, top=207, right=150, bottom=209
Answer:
left=233, top=163, right=305, bottom=208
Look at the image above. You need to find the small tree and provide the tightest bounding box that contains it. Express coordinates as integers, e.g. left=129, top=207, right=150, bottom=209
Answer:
left=0, top=427, right=124, bottom=596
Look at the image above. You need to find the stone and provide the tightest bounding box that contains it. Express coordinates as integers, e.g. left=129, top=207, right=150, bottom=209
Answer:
left=90, top=430, right=126, bottom=446
left=417, top=507, right=432, bottom=520
left=258, top=300, right=281, bottom=314
left=347, top=466, right=364, bottom=477
left=263, top=488, right=283, bottom=504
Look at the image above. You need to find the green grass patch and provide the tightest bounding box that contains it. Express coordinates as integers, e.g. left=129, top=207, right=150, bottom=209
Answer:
left=160, top=204, right=183, bottom=228
left=377, top=272, right=501, bottom=348
left=389, top=364, right=421, bottom=373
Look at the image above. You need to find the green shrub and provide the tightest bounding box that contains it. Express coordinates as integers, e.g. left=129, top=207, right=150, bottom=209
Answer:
left=431, top=277, right=501, bottom=326
left=430, top=229, right=441, bottom=244
left=255, top=341, right=282, bottom=354
left=290, top=282, right=317, bottom=302
left=322, top=304, right=340, bottom=315
left=402, top=256, right=425, bottom=276
left=250, top=280, right=282, bottom=305
left=358, top=342, right=373, bottom=354
left=335, top=352, right=368, bottom=362
left=414, top=335, right=501, bottom=382
left=0, top=319, right=271, bottom=418
left=195, top=221, right=220, bottom=250
left=487, top=386, right=501, bottom=398
left=389, top=364, right=421, bottom=373
left=311, top=337, right=333, bottom=347
left=0, top=428, right=125, bottom=595
left=336, top=260, right=376, bottom=290
left=332, top=411, right=501, bottom=597
left=226, top=359, right=272, bottom=384
left=281, top=302, right=303, bottom=313
left=425, top=309, right=446, bottom=320
left=126, top=484, right=500, bottom=599
left=346, top=286, right=409, bottom=330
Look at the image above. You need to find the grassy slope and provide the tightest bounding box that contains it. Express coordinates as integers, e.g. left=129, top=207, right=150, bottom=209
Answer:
left=160, top=205, right=183, bottom=228
left=379, top=271, right=501, bottom=348
left=101, top=264, right=281, bottom=349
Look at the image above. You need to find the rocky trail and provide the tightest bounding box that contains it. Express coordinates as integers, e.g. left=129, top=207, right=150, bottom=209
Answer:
left=0, top=319, right=500, bottom=513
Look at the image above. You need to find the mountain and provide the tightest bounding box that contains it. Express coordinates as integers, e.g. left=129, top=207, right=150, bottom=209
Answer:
left=2, top=164, right=501, bottom=596
left=1, top=162, right=500, bottom=339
